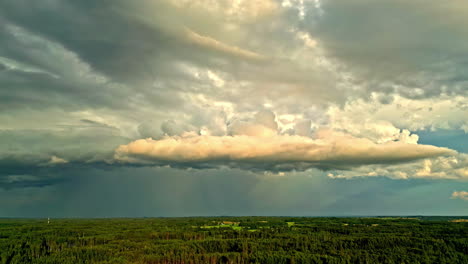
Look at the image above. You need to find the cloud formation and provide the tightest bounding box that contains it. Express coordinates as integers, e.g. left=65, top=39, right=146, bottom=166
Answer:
left=184, top=28, right=267, bottom=61
left=115, top=128, right=454, bottom=172
left=0, top=0, right=467, bottom=195
left=328, top=154, right=468, bottom=180
left=451, top=191, right=468, bottom=201
left=170, top=0, right=279, bottom=22
left=307, top=0, right=468, bottom=98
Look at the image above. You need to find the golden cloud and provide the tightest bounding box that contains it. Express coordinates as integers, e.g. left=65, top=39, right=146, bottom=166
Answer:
left=185, top=28, right=267, bottom=61
left=114, top=129, right=455, bottom=171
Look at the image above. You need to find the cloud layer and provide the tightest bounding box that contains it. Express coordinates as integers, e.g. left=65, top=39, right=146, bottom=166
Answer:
left=115, top=125, right=455, bottom=173
left=0, top=0, right=466, bottom=198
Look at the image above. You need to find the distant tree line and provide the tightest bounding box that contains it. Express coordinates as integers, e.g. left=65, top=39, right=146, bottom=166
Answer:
left=0, top=217, right=467, bottom=264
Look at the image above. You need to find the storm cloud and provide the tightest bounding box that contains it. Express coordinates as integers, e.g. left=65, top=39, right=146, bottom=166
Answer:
left=0, top=0, right=467, bottom=216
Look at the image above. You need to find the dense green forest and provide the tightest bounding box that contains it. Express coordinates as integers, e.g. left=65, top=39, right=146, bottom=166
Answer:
left=1, top=217, right=467, bottom=264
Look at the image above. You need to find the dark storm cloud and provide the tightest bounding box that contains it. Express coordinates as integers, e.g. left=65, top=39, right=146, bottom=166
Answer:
left=0, top=127, right=131, bottom=189
left=0, top=174, right=65, bottom=190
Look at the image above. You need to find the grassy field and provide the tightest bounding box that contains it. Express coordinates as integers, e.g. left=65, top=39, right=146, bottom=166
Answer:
left=0, top=216, right=467, bottom=264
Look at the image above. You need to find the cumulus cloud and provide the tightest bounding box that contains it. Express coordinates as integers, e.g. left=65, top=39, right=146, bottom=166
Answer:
left=451, top=191, right=468, bottom=201
left=328, top=153, right=468, bottom=180
left=115, top=127, right=455, bottom=172
left=327, top=94, right=468, bottom=134
left=228, top=110, right=278, bottom=137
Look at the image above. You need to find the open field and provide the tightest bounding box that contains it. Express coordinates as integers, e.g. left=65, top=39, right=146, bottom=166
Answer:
left=0, top=217, right=467, bottom=264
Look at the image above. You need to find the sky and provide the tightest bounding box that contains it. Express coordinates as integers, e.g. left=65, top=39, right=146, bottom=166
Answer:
left=0, top=0, right=467, bottom=217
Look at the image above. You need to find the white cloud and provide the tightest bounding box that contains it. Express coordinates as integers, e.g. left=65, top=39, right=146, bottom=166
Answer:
left=184, top=28, right=267, bottom=61
left=295, top=31, right=317, bottom=48
left=328, top=153, right=468, bottom=180
left=42, top=156, right=69, bottom=166
left=0, top=56, right=59, bottom=78
left=327, top=94, right=468, bottom=136
left=452, top=191, right=468, bottom=201
left=115, top=127, right=454, bottom=172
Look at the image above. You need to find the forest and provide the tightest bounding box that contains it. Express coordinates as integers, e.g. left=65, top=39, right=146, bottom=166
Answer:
left=0, top=216, right=467, bottom=264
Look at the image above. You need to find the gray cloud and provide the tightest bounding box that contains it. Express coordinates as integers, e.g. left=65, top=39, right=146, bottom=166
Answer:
left=0, top=127, right=129, bottom=189
left=0, top=0, right=466, bottom=196
left=305, top=0, right=468, bottom=98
